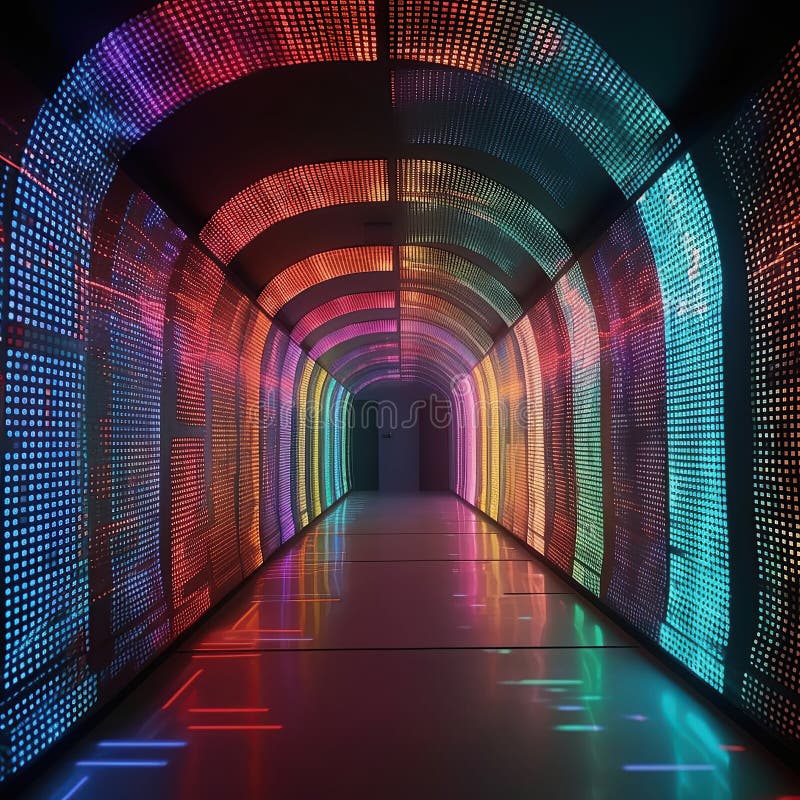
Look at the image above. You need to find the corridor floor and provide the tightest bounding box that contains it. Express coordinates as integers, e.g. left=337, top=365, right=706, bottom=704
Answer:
left=21, top=493, right=799, bottom=799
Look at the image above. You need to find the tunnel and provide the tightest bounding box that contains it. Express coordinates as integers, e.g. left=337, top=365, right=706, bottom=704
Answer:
left=0, top=0, right=799, bottom=797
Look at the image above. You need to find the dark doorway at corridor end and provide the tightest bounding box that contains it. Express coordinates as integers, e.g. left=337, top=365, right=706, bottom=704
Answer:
left=351, top=380, right=451, bottom=492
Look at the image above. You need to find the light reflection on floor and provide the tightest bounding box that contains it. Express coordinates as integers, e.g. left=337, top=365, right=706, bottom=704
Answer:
left=18, top=493, right=800, bottom=800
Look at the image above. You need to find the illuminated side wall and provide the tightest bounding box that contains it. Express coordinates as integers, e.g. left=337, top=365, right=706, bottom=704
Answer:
left=718, top=41, right=800, bottom=747
left=454, top=41, right=800, bottom=756
left=454, top=153, right=742, bottom=737
left=0, top=166, right=351, bottom=781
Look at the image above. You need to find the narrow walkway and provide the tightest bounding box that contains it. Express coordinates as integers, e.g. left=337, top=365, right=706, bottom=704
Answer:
left=23, top=494, right=798, bottom=799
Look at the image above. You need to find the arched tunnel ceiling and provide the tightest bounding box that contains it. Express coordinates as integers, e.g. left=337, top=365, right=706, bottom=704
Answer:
left=1, top=0, right=796, bottom=397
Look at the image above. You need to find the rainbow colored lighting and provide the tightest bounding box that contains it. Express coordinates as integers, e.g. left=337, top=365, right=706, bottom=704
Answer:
left=4, top=0, right=800, bottom=782
left=291, top=292, right=397, bottom=344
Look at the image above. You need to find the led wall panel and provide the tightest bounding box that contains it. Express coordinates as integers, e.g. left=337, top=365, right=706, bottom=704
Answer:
left=585, top=209, right=667, bottom=639
left=237, top=310, right=273, bottom=577
left=399, top=159, right=571, bottom=278
left=529, top=292, right=576, bottom=573
left=400, top=245, right=523, bottom=326
left=491, top=334, right=528, bottom=538
left=390, top=0, right=678, bottom=195
left=393, top=68, right=585, bottom=207
left=515, top=315, right=546, bottom=553
left=259, top=246, right=393, bottom=316
left=404, top=205, right=533, bottom=278
left=85, top=187, right=184, bottom=689
left=400, top=319, right=478, bottom=374
left=638, top=155, right=729, bottom=690
left=259, top=324, right=289, bottom=559
left=719, top=42, right=800, bottom=741
left=309, top=320, right=398, bottom=360
left=202, top=161, right=389, bottom=264
left=1, top=188, right=351, bottom=781
left=555, top=265, right=603, bottom=595
left=3, top=5, right=373, bottom=772
left=401, top=290, right=493, bottom=359
left=278, top=341, right=304, bottom=541
left=331, top=342, right=401, bottom=381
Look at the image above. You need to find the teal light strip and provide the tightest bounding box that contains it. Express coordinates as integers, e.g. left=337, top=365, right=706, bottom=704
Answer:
left=638, top=155, right=729, bottom=690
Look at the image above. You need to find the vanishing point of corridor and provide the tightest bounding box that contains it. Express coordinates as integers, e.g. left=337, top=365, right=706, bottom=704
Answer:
left=20, top=494, right=799, bottom=800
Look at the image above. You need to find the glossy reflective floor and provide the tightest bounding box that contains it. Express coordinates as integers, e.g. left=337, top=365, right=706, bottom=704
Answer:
left=21, top=493, right=799, bottom=799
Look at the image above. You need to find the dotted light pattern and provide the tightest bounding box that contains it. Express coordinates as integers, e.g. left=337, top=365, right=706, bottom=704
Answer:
left=400, top=245, right=523, bottom=326
left=330, top=342, right=401, bottom=382
left=390, top=0, right=678, bottom=196
left=239, top=309, right=274, bottom=576
left=515, top=315, right=546, bottom=553
left=467, top=354, right=500, bottom=519
left=278, top=341, right=303, bottom=542
left=491, top=335, right=527, bottom=537
left=4, top=1, right=373, bottom=771
left=393, top=68, right=583, bottom=207
left=258, top=246, right=393, bottom=316
left=201, top=160, right=389, bottom=264
left=638, top=155, right=729, bottom=690
left=586, top=208, right=668, bottom=639
left=208, top=284, right=252, bottom=596
left=2, top=0, right=766, bottom=779
left=529, top=291, right=576, bottom=574
left=2, top=200, right=351, bottom=780
left=308, top=319, right=398, bottom=361
left=404, top=204, right=532, bottom=277
left=331, top=338, right=397, bottom=367
left=401, top=290, right=493, bottom=359
left=399, top=159, right=571, bottom=277
left=719, top=42, right=800, bottom=741
left=401, top=319, right=478, bottom=374
left=86, top=188, right=184, bottom=691
left=259, top=325, right=289, bottom=557
left=291, top=291, right=396, bottom=344
left=555, top=265, right=603, bottom=595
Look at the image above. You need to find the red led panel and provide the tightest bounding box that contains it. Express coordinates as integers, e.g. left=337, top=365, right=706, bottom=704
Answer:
left=258, top=246, right=393, bottom=316
left=170, top=438, right=211, bottom=636
left=238, top=309, right=272, bottom=577
left=201, top=161, right=389, bottom=264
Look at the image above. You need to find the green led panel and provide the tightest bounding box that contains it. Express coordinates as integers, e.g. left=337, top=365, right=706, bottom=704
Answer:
left=399, top=159, right=572, bottom=277
left=400, top=245, right=522, bottom=326
left=390, top=0, right=678, bottom=196
left=638, top=155, right=729, bottom=690
left=555, top=264, right=603, bottom=596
